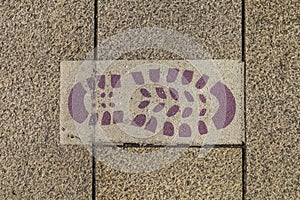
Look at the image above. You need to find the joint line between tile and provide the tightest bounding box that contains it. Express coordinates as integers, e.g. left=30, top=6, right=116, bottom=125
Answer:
left=92, top=0, right=98, bottom=199
left=241, top=0, right=247, bottom=199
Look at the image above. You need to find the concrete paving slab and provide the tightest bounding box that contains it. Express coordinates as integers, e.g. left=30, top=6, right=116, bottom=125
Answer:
left=96, top=148, right=242, bottom=199
left=246, top=0, right=299, bottom=199
left=2, top=0, right=298, bottom=198
left=95, top=1, right=243, bottom=199
left=98, top=0, right=242, bottom=60
left=0, top=1, right=94, bottom=198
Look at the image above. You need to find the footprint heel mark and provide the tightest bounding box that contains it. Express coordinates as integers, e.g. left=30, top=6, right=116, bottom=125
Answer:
left=210, top=82, right=236, bottom=129
left=68, top=74, right=121, bottom=126
left=68, top=82, right=89, bottom=124
left=95, top=74, right=122, bottom=126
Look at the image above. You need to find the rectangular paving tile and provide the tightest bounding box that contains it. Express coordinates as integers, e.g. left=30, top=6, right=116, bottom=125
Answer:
left=98, top=0, right=242, bottom=60
left=94, top=1, right=243, bottom=199
left=246, top=0, right=299, bottom=199
left=0, top=1, right=94, bottom=198
left=60, top=60, right=244, bottom=146
left=96, top=148, right=242, bottom=199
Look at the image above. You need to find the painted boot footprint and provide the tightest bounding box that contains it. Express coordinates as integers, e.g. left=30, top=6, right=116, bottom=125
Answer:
left=67, top=66, right=236, bottom=139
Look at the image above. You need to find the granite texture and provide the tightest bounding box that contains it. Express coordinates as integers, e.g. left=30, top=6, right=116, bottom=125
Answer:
left=95, top=1, right=243, bottom=199
left=96, top=148, right=242, bottom=199
left=1, top=0, right=299, bottom=199
left=98, top=0, right=242, bottom=60
left=0, top=1, right=94, bottom=199
left=246, top=0, right=299, bottom=199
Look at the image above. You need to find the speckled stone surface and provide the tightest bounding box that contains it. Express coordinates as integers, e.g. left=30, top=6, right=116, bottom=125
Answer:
left=2, top=0, right=299, bottom=198
left=95, top=0, right=243, bottom=199
left=98, top=0, right=242, bottom=60
left=246, top=0, right=299, bottom=199
left=0, top=1, right=93, bottom=199
left=96, top=148, right=242, bottom=199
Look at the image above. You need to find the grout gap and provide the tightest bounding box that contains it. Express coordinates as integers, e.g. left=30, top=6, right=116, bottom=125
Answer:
left=94, top=143, right=244, bottom=148
left=92, top=0, right=98, bottom=199
left=241, top=0, right=247, bottom=199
